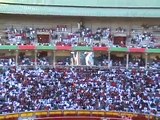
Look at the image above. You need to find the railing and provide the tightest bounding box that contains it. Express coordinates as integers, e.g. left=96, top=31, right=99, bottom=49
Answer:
left=0, top=110, right=159, bottom=120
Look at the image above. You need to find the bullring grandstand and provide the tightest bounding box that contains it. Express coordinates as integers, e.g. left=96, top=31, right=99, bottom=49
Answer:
left=0, top=0, right=160, bottom=120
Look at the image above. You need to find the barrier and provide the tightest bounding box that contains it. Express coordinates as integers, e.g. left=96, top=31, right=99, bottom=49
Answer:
left=0, top=110, right=159, bottom=120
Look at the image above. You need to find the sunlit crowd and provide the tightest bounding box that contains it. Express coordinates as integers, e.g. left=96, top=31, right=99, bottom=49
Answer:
left=0, top=67, right=159, bottom=116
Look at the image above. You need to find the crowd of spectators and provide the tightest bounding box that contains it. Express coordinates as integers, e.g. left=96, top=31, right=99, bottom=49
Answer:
left=5, top=27, right=36, bottom=45
left=18, top=53, right=34, bottom=66
left=37, top=57, right=51, bottom=66
left=0, top=58, right=15, bottom=66
left=4, top=25, right=158, bottom=48
left=130, top=31, right=155, bottom=48
left=0, top=67, right=159, bottom=116
left=0, top=54, right=159, bottom=69
left=54, top=27, right=111, bottom=47
left=0, top=25, right=160, bottom=117
left=37, top=52, right=52, bottom=66
left=94, top=54, right=126, bottom=67
left=128, top=56, right=145, bottom=68
left=148, top=56, right=160, bottom=69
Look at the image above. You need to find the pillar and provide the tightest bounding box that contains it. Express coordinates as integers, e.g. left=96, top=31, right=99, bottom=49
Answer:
left=77, top=51, right=80, bottom=66
left=53, top=51, right=56, bottom=68
left=35, top=50, right=37, bottom=68
left=15, top=50, right=18, bottom=67
left=108, top=51, right=111, bottom=68
left=145, top=53, right=148, bottom=69
left=126, top=53, right=129, bottom=69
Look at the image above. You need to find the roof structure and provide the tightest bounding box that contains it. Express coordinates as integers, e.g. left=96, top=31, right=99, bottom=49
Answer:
left=0, top=0, right=160, bottom=17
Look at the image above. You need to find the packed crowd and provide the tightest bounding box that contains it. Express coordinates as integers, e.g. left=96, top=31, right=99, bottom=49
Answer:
left=130, top=31, right=155, bottom=48
left=148, top=56, right=160, bottom=69
left=0, top=58, right=16, bottom=66
left=4, top=25, right=158, bottom=48
left=0, top=53, right=160, bottom=69
left=5, top=27, right=36, bottom=45
left=0, top=67, right=159, bottom=116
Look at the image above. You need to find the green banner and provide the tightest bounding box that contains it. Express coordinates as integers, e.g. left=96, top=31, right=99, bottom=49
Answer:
left=110, top=47, right=128, bottom=52
left=73, top=46, right=92, bottom=51
left=147, top=49, right=160, bottom=53
left=0, top=45, right=17, bottom=50
left=37, top=45, right=55, bottom=50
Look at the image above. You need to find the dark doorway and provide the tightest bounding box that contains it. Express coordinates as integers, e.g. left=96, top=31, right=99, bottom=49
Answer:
left=114, top=36, right=126, bottom=47
left=37, top=34, right=50, bottom=43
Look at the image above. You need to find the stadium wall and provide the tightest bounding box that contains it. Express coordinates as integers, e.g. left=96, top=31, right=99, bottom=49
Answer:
left=0, top=14, right=160, bottom=31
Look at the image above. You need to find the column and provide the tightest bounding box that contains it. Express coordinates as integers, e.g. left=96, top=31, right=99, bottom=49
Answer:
left=108, top=51, right=111, bottom=68
left=145, top=53, right=148, bottom=69
left=15, top=50, right=18, bottom=67
left=126, top=53, right=129, bottom=69
left=53, top=51, right=56, bottom=68
left=35, top=50, right=37, bottom=68
left=77, top=51, right=80, bottom=66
